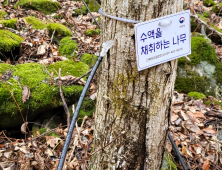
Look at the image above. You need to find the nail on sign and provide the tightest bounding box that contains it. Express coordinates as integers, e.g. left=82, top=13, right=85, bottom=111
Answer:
left=135, top=10, right=191, bottom=71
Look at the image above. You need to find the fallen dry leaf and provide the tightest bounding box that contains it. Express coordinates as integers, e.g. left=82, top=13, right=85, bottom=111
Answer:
left=22, top=85, right=30, bottom=103
left=21, top=122, right=28, bottom=134
left=202, top=160, right=210, bottom=170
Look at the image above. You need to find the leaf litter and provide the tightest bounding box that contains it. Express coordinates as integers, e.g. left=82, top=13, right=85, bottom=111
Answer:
left=168, top=91, right=222, bottom=169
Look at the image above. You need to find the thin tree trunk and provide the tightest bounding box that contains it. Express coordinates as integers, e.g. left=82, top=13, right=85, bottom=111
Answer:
left=91, top=0, right=183, bottom=169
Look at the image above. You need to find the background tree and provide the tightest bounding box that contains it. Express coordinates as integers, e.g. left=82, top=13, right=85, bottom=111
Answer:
left=91, top=0, right=183, bottom=169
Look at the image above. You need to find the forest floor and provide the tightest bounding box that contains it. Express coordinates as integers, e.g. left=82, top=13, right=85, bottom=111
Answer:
left=1, top=0, right=222, bottom=169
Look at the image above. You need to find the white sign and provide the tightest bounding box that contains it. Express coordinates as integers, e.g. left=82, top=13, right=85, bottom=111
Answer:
left=135, top=10, right=191, bottom=71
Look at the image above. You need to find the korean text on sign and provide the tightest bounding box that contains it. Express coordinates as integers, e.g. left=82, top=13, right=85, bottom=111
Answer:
left=135, top=10, right=191, bottom=71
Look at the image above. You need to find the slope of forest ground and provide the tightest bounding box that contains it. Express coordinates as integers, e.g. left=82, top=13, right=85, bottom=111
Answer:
left=0, top=0, right=222, bottom=169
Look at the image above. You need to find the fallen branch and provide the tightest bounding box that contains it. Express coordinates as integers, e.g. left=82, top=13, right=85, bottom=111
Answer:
left=191, top=14, right=222, bottom=37
left=59, top=68, right=70, bottom=128
left=72, top=69, right=92, bottom=84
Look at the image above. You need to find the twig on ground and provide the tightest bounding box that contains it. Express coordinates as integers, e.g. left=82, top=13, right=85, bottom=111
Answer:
left=72, top=69, right=92, bottom=84
left=73, top=131, right=126, bottom=168
left=59, top=68, right=70, bottom=128
left=40, top=65, right=51, bottom=76
left=28, top=125, right=67, bottom=143
left=0, top=77, right=30, bottom=134
left=50, top=30, right=56, bottom=45
left=44, top=112, right=59, bottom=129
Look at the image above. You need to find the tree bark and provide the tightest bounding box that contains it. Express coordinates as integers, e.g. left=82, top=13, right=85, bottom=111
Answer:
left=91, top=0, right=183, bottom=169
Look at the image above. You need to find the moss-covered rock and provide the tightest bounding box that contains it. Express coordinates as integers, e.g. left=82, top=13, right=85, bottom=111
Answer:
left=212, top=3, right=222, bottom=14
left=14, top=0, right=61, bottom=14
left=188, top=92, right=206, bottom=99
left=85, top=29, right=100, bottom=37
left=0, top=11, right=7, bottom=19
left=78, top=98, right=96, bottom=118
left=59, top=37, right=78, bottom=59
left=204, top=0, right=216, bottom=7
left=88, top=0, right=100, bottom=12
left=73, top=0, right=100, bottom=16
left=175, top=35, right=222, bottom=98
left=73, top=6, right=88, bottom=16
left=0, top=60, right=89, bottom=128
left=14, top=0, right=61, bottom=15
left=25, top=16, right=46, bottom=30
left=53, top=14, right=64, bottom=19
left=81, top=53, right=97, bottom=67
left=203, top=11, right=210, bottom=18
left=47, top=23, right=72, bottom=41
left=0, top=30, right=23, bottom=52
left=161, top=151, right=177, bottom=170
left=0, top=19, right=17, bottom=29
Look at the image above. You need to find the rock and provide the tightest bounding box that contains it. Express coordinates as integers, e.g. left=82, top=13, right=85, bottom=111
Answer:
left=73, top=0, right=100, bottom=16
left=175, top=34, right=222, bottom=98
left=47, top=23, right=72, bottom=42
left=0, top=30, right=23, bottom=54
left=85, top=29, right=100, bottom=37
left=73, top=6, right=88, bottom=16
left=212, top=3, right=222, bottom=14
left=0, top=19, right=17, bottom=29
left=59, top=37, right=78, bottom=59
left=25, top=17, right=46, bottom=30
left=64, top=97, right=96, bottom=122
left=0, top=60, right=89, bottom=128
left=203, top=0, right=216, bottom=7
left=14, top=0, right=61, bottom=15
left=81, top=53, right=97, bottom=67
left=87, top=0, right=100, bottom=12
left=0, top=11, right=7, bottom=19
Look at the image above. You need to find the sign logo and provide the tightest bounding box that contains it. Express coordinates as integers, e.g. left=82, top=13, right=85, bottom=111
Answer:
left=179, top=17, right=185, bottom=23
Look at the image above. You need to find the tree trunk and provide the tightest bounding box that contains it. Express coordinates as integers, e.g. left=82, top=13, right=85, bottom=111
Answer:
left=91, top=0, right=183, bottom=169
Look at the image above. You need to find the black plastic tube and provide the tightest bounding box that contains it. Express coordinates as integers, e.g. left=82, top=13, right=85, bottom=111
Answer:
left=81, top=0, right=100, bottom=28
left=168, top=133, right=188, bottom=170
left=57, top=56, right=103, bottom=170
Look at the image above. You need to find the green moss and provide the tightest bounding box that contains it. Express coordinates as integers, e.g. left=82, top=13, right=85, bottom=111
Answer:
left=14, top=0, right=61, bottom=15
left=85, top=29, right=100, bottom=37
left=203, top=0, right=216, bottom=6
left=188, top=92, right=206, bottom=99
left=175, top=76, right=212, bottom=96
left=59, top=37, right=78, bottom=59
left=25, top=17, right=46, bottom=30
left=203, top=11, right=210, bottom=18
left=212, top=3, right=222, bottom=13
left=53, top=14, right=64, bottom=19
left=0, top=19, right=17, bottom=29
left=0, top=61, right=89, bottom=128
left=0, top=63, right=11, bottom=74
left=178, top=37, right=218, bottom=66
left=73, top=5, right=87, bottom=16
left=39, top=128, right=59, bottom=136
left=0, top=11, right=7, bottom=19
left=0, top=30, right=23, bottom=52
left=176, top=36, right=222, bottom=96
left=78, top=98, right=96, bottom=118
left=161, top=152, right=177, bottom=170
left=88, top=0, right=100, bottom=12
left=47, top=60, right=89, bottom=78
left=81, top=53, right=97, bottom=67
left=204, top=99, right=222, bottom=109
left=47, top=23, right=72, bottom=37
